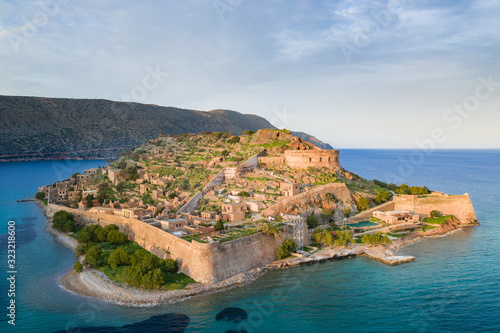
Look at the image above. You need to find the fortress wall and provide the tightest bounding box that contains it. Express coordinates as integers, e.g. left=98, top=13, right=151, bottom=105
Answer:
left=393, top=194, right=478, bottom=223
left=46, top=204, right=217, bottom=283
left=258, top=157, right=286, bottom=166
left=262, top=183, right=353, bottom=216
left=284, top=150, right=340, bottom=169
left=210, top=225, right=301, bottom=281
left=47, top=204, right=302, bottom=283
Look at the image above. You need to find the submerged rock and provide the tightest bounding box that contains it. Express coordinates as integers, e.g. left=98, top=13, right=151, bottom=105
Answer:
left=53, top=313, right=190, bottom=333
left=215, top=307, right=248, bottom=323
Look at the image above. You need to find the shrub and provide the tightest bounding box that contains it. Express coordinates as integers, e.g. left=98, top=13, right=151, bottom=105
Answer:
left=77, top=230, right=92, bottom=244
left=86, top=194, right=94, bottom=208
left=356, top=197, right=370, bottom=211
left=343, top=207, right=351, bottom=218
left=215, top=220, right=224, bottom=231
left=374, top=190, right=390, bottom=204
left=238, top=191, right=251, bottom=197
left=334, top=231, right=354, bottom=247
left=320, top=208, right=333, bottom=222
left=306, top=214, right=319, bottom=229
left=361, top=232, right=392, bottom=246
left=227, top=136, right=240, bottom=144
left=35, top=192, right=45, bottom=200
left=73, top=261, right=83, bottom=273
left=52, top=211, right=77, bottom=233
left=430, top=210, right=441, bottom=218
left=276, top=239, right=297, bottom=260
left=75, top=244, right=86, bottom=255
left=107, top=230, right=128, bottom=244
left=84, top=245, right=102, bottom=268
left=107, top=248, right=131, bottom=269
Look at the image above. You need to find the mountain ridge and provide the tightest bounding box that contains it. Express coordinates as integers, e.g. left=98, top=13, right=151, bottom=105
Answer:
left=0, top=95, right=332, bottom=160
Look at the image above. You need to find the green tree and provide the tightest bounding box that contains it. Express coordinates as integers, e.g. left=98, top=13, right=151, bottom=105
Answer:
left=430, top=210, right=441, bottom=218
left=334, top=231, right=354, bottom=247
left=77, top=230, right=91, bottom=244
left=75, top=244, right=86, bottom=255
left=227, top=136, right=240, bottom=144
left=107, top=248, right=130, bottom=269
left=260, top=221, right=282, bottom=239
left=73, top=261, right=83, bottom=273
left=357, top=197, right=370, bottom=211
left=107, top=230, right=128, bottom=244
left=361, top=232, right=392, bottom=246
left=97, top=192, right=108, bottom=206
left=343, top=207, right=351, bottom=218
left=276, top=239, right=297, bottom=260
left=374, top=190, right=390, bottom=204
left=52, top=210, right=77, bottom=232
left=97, top=229, right=108, bottom=242
left=84, top=245, right=102, bottom=267
left=320, top=208, right=333, bottom=222
left=306, top=214, right=319, bottom=229
left=35, top=192, right=45, bottom=200
left=86, top=194, right=94, bottom=208
left=215, top=220, right=224, bottom=231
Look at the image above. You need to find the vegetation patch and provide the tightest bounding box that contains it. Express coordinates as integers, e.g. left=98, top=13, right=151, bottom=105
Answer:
left=75, top=224, right=196, bottom=290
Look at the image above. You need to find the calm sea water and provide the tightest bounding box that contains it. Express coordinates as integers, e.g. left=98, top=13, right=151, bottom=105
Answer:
left=1, top=150, right=499, bottom=333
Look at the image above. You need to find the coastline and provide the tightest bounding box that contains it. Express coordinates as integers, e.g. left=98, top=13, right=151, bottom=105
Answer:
left=37, top=199, right=472, bottom=307
left=37, top=200, right=265, bottom=307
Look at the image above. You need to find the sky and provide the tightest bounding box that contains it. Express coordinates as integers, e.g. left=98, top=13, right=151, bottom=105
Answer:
left=1, top=0, right=499, bottom=148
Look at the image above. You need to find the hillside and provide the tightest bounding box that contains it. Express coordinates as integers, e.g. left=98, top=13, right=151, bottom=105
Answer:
left=0, top=95, right=332, bottom=160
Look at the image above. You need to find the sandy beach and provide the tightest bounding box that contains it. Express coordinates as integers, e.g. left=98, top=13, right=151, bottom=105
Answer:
left=59, top=266, right=264, bottom=306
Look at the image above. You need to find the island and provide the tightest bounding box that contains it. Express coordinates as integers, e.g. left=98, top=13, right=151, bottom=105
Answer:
left=35, top=129, right=479, bottom=305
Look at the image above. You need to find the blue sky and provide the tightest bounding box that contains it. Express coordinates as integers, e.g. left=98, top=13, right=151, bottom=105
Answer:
left=1, top=0, right=499, bottom=148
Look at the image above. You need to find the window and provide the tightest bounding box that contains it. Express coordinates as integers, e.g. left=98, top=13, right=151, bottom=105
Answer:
left=309, top=158, right=312, bottom=162
left=328, top=157, right=331, bottom=162
left=320, top=158, right=322, bottom=162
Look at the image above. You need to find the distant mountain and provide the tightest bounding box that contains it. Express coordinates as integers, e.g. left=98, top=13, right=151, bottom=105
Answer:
left=0, top=95, right=333, bottom=160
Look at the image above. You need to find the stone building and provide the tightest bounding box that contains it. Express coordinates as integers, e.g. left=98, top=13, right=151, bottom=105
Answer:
left=222, top=203, right=245, bottom=221
left=122, top=208, right=144, bottom=219
left=258, top=149, right=340, bottom=170
left=201, top=211, right=218, bottom=220
left=283, top=150, right=340, bottom=169
left=373, top=210, right=419, bottom=225
left=280, top=182, right=301, bottom=197
left=160, top=218, right=187, bottom=231
left=108, top=169, right=125, bottom=185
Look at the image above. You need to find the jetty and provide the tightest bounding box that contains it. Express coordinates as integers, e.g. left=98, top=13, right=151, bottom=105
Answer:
left=265, top=245, right=414, bottom=270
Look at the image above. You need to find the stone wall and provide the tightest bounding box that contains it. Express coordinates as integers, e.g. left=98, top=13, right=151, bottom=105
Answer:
left=210, top=224, right=306, bottom=281
left=393, top=194, right=478, bottom=223
left=262, top=183, right=353, bottom=216
left=284, top=150, right=340, bottom=169
left=46, top=204, right=218, bottom=283
left=46, top=204, right=303, bottom=283
left=258, top=156, right=286, bottom=166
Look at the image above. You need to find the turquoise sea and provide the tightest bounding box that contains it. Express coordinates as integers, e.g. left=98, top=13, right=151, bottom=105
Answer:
left=1, top=150, right=499, bottom=333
